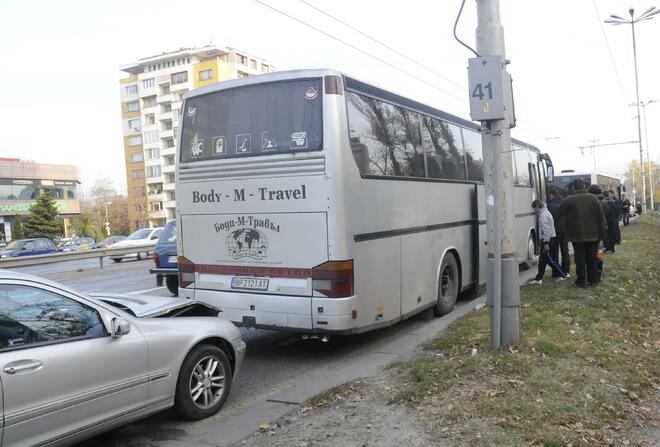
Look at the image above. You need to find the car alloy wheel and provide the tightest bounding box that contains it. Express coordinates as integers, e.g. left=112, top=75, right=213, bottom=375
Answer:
left=189, top=355, right=226, bottom=410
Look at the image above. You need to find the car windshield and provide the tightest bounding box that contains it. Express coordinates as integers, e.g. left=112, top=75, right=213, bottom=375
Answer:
left=4, top=240, right=24, bottom=250
left=127, top=229, right=153, bottom=240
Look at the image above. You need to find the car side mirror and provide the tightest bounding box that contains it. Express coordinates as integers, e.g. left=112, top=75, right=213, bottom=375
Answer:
left=111, top=318, right=131, bottom=338
left=151, top=236, right=159, bottom=240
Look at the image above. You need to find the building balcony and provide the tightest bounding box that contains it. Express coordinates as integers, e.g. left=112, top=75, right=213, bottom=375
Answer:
left=161, top=146, right=176, bottom=156
left=157, top=94, right=173, bottom=104
left=160, top=129, right=175, bottom=139
left=147, top=192, right=165, bottom=202
left=163, top=182, right=176, bottom=191
left=157, top=111, right=174, bottom=121
left=164, top=200, right=176, bottom=210
left=157, top=75, right=170, bottom=85
left=148, top=209, right=168, bottom=220
left=169, top=82, right=190, bottom=93
left=162, top=164, right=175, bottom=174
left=146, top=175, right=163, bottom=184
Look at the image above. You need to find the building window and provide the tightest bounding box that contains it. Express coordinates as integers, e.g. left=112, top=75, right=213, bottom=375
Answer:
left=250, top=59, right=257, bottom=69
left=126, top=101, right=139, bottom=112
left=132, top=187, right=145, bottom=197
left=150, top=202, right=162, bottom=212
left=146, top=165, right=161, bottom=177
left=142, top=78, right=154, bottom=89
left=171, top=71, right=188, bottom=84
left=132, top=169, right=145, bottom=179
left=128, top=118, right=140, bottom=130
left=145, top=114, right=155, bottom=125
left=237, top=54, right=247, bottom=65
left=198, top=69, right=213, bottom=81
left=128, top=135, right=142, bottom=146
left=237, top=71, right=248, bottom=78
left=143, top=96, right=157, bottom=108
left=146, top=148, right=160, bottom=160
left=125, top=84, right=138, bottom=95
left=261, top=63, right=269, bottom=72
left=144, top=130, right=159, bottom=144
left=160, top=85, right=171, bottom=95
left=131, top=153, right=143, bottom=163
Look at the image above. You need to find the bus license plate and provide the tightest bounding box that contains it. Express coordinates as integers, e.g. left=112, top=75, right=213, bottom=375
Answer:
left=231, top=277, right=269, bottom=291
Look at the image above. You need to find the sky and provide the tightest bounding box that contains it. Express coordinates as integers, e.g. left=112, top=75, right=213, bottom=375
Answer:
left=1, top=0, right=658, bottom=194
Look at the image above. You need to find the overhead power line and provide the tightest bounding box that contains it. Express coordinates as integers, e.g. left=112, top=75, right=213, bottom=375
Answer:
left=253, top=0, right=466, bottom=103
left=298, top=0, right=467, bottom=91
left=591, top=0, right=628, bottom=105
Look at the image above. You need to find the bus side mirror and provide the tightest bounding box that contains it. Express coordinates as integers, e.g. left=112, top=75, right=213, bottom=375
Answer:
left=547, top=166, right=554, bottom=182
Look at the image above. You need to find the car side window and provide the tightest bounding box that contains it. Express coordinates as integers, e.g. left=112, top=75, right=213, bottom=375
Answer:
left=24, top=241, right=35, bottom=250
left=35, top=240, right=47, bottom=249
left=0, top=285, right=107, bottom=350
left=151, top=230, right=162, bottom=239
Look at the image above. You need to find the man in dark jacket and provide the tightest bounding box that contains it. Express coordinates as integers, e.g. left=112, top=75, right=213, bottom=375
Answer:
left=547, top=187, right=570, bottom=275
left=622, top=194, right=631, bottom=225
left=588, top=185, right=612, bottom=251
left=557, top=179, right=607, bottom=287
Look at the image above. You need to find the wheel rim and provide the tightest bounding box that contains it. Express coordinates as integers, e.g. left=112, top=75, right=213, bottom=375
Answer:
left=189, top=355, right=226, bottom=410
left=440, top=264, right=456, bottom=303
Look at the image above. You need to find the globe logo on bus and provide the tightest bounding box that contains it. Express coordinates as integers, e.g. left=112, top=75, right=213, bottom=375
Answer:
left=226, top=228, right=269, bottom=260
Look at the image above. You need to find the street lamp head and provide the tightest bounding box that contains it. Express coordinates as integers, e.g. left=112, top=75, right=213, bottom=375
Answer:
left=629, top=8, right=635, bottom=17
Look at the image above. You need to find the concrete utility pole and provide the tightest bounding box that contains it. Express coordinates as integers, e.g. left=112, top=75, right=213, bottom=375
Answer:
left=468, top=0, right=518, bottom=349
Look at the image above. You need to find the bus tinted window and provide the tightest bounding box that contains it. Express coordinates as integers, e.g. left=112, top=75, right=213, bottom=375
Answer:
left=513, top=146, right=530, bottom=186
left=346, top=92, right=424, bottom=177
left=422, top=116, right=466, bottom=180
left=179, top=78, right=323, bottom=162
left=461, top=128, right=484, bottom=182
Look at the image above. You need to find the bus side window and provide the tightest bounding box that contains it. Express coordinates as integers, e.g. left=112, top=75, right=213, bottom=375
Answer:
left=421, top=116, right=465, bottom=180
left=513, top=147, right=530, bottom=186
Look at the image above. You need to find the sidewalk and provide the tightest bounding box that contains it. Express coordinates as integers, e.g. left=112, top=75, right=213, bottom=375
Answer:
left=237, top=215, right=659, bottom=447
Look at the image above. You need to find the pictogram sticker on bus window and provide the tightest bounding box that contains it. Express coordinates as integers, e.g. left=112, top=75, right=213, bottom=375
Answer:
left=290, top=131, right=308, bottom=150
left=213, top=136, right=226, bottom=155
left=236, top=134, right=252, bottom=154
left=262, top=132, right=276, bottom=151
left=191, top=133, right=204, bottom=158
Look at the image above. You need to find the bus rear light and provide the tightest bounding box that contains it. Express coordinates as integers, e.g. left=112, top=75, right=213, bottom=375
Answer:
left=312, top=260, right=353, bottom=298
left=324, top=75, right=344, bottom=95
left=178, top=256, right=195, bottom=288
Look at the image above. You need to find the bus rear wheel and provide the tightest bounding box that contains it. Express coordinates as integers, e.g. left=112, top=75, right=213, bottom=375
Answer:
left=434, top=253, right=459, bottom=317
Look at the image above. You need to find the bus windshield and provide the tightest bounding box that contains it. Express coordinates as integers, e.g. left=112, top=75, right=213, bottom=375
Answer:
left=179, top=78, right=323, bottom=162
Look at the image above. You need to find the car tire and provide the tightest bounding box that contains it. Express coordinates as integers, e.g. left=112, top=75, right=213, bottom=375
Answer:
left=433, top=253, right=459, bottom=317
left=166, top=275, right=179, bottom=296
left=137, top=252, right=147, bottom=261
left=175, top=344, right=232, bottom=420
left=111, top=258, right=122, bottom=263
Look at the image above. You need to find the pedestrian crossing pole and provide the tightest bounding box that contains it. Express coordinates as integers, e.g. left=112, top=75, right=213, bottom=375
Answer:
left=468, top=0, right=519, bottom=349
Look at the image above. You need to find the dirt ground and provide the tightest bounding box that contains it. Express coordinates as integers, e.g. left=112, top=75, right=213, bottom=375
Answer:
left=234, top=374, right=440, bottom=447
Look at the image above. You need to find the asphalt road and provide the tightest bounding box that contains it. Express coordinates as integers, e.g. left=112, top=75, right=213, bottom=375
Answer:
left=7, top=258, right=534, bottom=447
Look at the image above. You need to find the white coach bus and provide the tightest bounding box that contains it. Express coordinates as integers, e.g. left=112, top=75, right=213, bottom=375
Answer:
left=175, top=69, right=553, bottom=335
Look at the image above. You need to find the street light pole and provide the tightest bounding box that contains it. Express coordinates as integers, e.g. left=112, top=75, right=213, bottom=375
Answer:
left=605, top=6, right=660, bottom=214
left=641, top=100, right=657, bottom=210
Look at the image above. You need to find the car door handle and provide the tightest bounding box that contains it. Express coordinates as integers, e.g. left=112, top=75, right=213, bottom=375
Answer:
left=4, top=360, right=43, bottom=375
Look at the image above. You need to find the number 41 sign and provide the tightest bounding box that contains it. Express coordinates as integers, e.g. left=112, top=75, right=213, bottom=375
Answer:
left=468, top=55, right=513, bottom=123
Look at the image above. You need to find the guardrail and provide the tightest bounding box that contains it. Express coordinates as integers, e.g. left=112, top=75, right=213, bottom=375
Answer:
left=0, top=244, right=158, bottom=269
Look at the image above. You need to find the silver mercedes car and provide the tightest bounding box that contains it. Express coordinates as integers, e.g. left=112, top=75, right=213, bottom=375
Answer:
left=0, top=270, right=246, bottom=447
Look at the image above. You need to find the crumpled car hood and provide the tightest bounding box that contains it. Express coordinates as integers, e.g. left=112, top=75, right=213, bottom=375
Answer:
left=90, top=293, right=220, bottom=318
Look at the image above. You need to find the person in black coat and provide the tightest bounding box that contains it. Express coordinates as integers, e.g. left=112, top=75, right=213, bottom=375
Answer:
left=547, top=187, right=570, bottom=276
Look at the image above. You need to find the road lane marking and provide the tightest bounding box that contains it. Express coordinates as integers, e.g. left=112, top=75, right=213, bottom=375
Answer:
left=126, top=286, right=165, bottom=295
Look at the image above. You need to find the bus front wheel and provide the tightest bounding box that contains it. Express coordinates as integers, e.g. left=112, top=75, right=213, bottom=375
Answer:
left=434, top=253, right=459, bottom=317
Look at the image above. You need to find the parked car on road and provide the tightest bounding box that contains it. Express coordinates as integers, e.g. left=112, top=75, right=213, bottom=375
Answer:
left=150, top=220, right=178, bottom=295
left=96, top=235, right=127, bottom=249
left=58, top=236, right=97, bottom=252
left=0, top=269, right=245, bottom=446
left=0, top=238, right=57, bottom=258
left=110, top=227, right=163, bottom=262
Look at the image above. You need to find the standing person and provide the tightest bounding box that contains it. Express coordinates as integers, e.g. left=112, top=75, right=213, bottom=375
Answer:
left=636, top=202, right=642, bottom=215
left=528, top=200, right=569, bottom=285
left=547, top=186, right=570, bottom=276
left=606, top=191, right=621, bottom=246
left=557, top=179, right=607, bottom=287
left=622, top=194, right=631, bottom=225
left=588, top=185, right=613, bottom=252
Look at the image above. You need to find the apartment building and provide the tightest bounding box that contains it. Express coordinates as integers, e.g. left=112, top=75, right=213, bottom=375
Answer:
left=119, top=45, right=274, bottom=230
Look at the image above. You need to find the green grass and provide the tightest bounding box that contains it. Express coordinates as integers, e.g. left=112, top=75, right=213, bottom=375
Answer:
left=389, top=216, right=660, bottom=445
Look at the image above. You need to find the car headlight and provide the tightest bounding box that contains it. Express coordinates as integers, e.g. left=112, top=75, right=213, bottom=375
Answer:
left=0, top=254, right=8, bottom=258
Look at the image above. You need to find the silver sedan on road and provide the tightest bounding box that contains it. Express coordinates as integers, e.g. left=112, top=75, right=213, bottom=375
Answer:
left=0, top=270, right=246, bottom=447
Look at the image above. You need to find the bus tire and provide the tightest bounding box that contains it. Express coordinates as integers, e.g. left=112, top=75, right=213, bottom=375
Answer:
left=526, top=233, right=536, bottom=262
left=111, top=258, right=122, bottom=263
left=434, top=253, right=459, bottom=317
